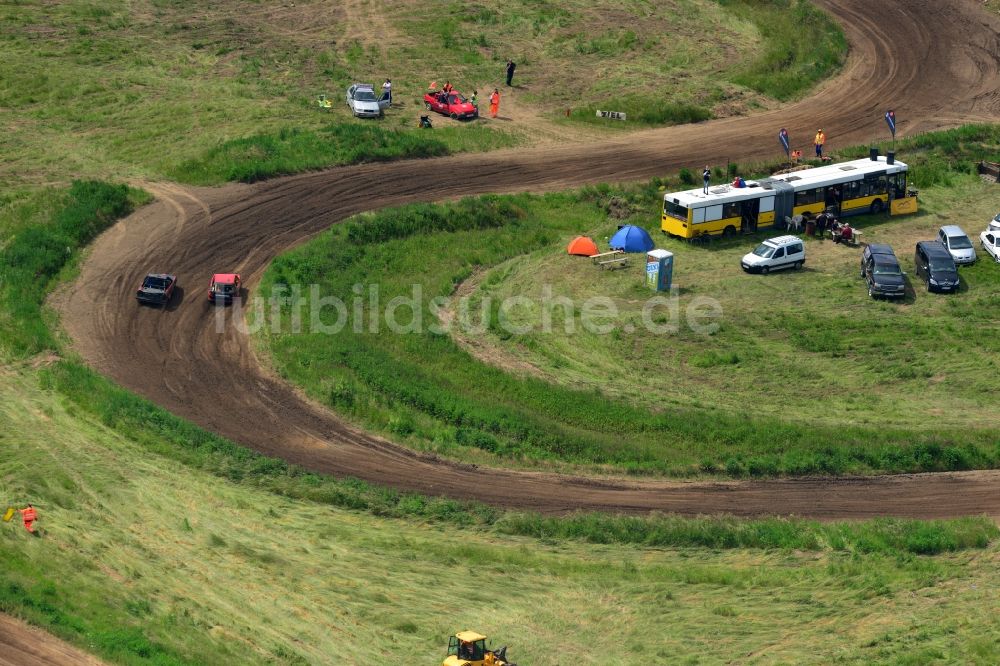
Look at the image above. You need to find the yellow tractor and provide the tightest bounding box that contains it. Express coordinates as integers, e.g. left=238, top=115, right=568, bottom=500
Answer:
left=442, top=631, right=517, bottom=666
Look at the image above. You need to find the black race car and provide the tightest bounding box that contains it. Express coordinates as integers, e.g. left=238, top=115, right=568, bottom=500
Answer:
left=136, top=273, right=176, bottom=306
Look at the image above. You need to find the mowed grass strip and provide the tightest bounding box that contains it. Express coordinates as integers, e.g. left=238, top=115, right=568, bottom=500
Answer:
left=257, top=126, right=1000, bottom=477
left=3, top=370, right=1000, bottom=664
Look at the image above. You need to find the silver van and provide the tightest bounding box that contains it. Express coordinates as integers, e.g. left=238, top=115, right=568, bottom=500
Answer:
left=938, top=225, right=977, bottom=264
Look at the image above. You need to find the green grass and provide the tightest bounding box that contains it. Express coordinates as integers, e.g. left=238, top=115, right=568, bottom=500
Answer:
left=568, top=100, right=712, bottom=127
left=2, top=173, right=991, bottom=557
left=3, top=369, right=1000, bottom=664
left=36, top=359, right=998, bottom=556
left=0, top=0, right=846, bottom=188
left=0, top=177, right=993, bottom=662
left=0, top=181, right=149, bottom=358
left=719, top=0, right=848, bottom=100
left=256, top=126, right=1000, bottom=477
left=0, top=174, right=992, bottom=557
left=169, top=122, right=517, bottom=185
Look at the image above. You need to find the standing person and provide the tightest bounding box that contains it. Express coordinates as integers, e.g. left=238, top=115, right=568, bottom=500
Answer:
left=381, top=78, right=392, bottom=106
left=814, top=128, right=826, bottom=159
left=470, top=90, right=479, bottom=110
left=443, top=81, right=453, bottom=93
left=19, top=504, right=37, bottom=534
left=505, top=59, right=516, bottom=86
left=489, top=88, right=500, bottom=118
left=702, top=165, right=711, bottom=194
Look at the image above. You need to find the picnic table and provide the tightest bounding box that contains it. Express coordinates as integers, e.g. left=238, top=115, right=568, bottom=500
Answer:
left=591, top=249, right=630, bottom=269
left=831, top=227, right=862, bottom=245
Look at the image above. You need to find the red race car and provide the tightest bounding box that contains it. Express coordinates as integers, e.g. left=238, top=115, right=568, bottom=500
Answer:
left=207, top=273, right=241, bottom=304
left=423, top=90, right=478, bottom=120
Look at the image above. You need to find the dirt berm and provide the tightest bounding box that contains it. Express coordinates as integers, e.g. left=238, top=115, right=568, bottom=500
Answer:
left=59, top=0, right=1000, bottom=519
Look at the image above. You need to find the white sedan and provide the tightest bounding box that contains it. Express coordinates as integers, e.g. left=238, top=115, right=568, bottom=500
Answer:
left=981, top=230, right=1000, bottom=263
left=346, top=83, right=388, bottom=118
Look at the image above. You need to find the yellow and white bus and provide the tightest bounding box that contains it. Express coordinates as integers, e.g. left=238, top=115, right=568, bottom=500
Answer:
left=662, top=154, right=918, bottom=239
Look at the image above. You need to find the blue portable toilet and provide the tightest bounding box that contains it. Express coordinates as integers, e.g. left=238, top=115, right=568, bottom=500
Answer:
left=609, top=225, right=654, bottom=253
left=646, top=249, right=673, bottom=292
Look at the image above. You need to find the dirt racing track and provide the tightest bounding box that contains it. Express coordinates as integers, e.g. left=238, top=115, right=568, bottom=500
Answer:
left=60, top=0, right=1000, bottom=520
left=0, top=613, right=105, bottom=666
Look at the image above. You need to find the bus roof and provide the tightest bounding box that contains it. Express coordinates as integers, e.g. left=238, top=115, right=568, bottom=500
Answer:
left=665, top=157, right=908, bottom=208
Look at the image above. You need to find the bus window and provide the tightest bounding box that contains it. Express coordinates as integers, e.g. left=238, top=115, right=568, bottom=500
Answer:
left=664, top=200, right=687, bottom=220
left=795, top=188, right=820, bottom=206
left=705, top=204, right=723, bottom=221
left=692, top=207, right=706, bottom=223
left=722, top=202, right=741, bottom=219
left=862, top=173, right=887, bottom=196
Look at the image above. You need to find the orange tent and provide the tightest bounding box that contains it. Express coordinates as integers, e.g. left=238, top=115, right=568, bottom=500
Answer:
left=567, top=236, right=599, bottom=256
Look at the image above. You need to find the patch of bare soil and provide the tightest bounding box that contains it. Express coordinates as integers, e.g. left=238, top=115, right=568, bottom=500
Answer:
left=0, top=613, right=105, bottom=666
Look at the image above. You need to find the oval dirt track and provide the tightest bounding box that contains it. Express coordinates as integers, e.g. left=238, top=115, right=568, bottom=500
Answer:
left=60, top=0, right=1000, bottom=519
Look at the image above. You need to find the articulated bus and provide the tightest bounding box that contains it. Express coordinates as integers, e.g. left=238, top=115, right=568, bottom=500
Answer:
left=661, top=154, right=919, bottom=239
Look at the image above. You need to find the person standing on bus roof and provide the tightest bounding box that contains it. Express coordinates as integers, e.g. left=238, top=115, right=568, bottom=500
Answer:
left=814, top=129, right=826, bottom=158
left=702, top=166, right=711, bottom=194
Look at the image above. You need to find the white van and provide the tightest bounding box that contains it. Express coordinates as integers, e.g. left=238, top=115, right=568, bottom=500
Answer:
left=740, top=235, right=805, bottom=274
left=937, top=225, right=977, bottom=264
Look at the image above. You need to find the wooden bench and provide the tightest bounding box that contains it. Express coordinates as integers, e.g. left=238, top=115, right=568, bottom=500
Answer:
left=591, top=249, right=625, bottom=265
left=597, top=255, right=630, bottom=270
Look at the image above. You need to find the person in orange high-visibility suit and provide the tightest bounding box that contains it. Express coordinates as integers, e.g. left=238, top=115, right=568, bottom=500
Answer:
left=19, top=504, right=37, bottom=533
left=489, top=88, right=500, bottom=118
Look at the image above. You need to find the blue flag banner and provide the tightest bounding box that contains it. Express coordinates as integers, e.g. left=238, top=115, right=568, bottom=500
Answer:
left=778, top=128, right=790, bottom=156
left=885, top=110, right=896, bottom=137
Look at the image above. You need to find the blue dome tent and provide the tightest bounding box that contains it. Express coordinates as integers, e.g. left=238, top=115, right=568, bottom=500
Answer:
left=609, top=225, right=654, bottom=253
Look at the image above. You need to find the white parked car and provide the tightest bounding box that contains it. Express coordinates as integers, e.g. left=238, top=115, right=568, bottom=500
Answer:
left=988, top=213, right=1000, bottom=234
left=981, top=229, right=1000, bottom=263
left=937, top=224, right=977, bottom=264
left=740, top=235, right=805, bottom=274
left=346, top=83, right=388, bottom=118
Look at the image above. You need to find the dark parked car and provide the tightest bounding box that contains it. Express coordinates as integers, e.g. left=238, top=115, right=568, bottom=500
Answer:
left=136, top=273, right=176, bottom=305
left=914, top=241, right=960, bottom=293
left=860, top=243, right=905, bottom=299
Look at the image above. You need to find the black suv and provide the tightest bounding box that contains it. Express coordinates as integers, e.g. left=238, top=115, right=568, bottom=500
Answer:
left=915, top=241, right=960, bottom=293
left=860, top=243, right=905, bottom=299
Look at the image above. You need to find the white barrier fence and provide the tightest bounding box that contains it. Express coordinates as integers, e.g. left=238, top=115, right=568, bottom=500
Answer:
left=596, top=110, right=626, bottom=121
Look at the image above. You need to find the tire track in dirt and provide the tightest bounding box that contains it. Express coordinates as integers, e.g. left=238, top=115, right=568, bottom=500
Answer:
left=59, top=0, right=1000, bottom=519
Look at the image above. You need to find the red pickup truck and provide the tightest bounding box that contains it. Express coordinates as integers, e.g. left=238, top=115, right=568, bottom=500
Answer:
left=423, top=90, right=478, bottom=120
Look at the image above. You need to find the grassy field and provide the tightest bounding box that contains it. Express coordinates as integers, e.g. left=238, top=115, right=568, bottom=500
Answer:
left=0, top=0, right=844, bottom=187
left=1, top=162, right=998, bottom=662
left=2, top=369, right=1000, bottom=665
left=2, top=165, right=997, bottom=663
left=256, top=126, right=1000, bottom=477
left=477, top=178, right=1000, bottom=429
